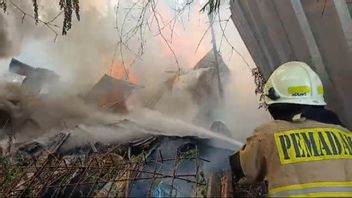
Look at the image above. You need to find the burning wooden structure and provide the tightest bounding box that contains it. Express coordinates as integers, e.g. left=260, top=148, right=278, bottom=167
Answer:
left=1, top=58, right=266, bottom=197
left=85, top=75, right=137, bottom=113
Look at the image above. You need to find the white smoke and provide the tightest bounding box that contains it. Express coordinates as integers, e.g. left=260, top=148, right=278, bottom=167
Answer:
left=60, top=107, right=244, bottom=151
left=0, top=1, right=271, bottom=151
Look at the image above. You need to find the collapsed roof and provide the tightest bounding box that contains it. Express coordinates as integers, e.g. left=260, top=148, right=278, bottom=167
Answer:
left=8, top=59, right=137, bottom=113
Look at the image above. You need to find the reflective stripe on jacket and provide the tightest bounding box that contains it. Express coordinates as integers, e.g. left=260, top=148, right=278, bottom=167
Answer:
left=239, top=120, right=352, bottom=197
left=269, top=182, right=352, bottom=197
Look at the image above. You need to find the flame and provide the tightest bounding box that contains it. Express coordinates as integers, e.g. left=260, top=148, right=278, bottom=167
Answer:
left=94, top=61, right=138, bottom=110
left=107, top=63, right=138, bottom=84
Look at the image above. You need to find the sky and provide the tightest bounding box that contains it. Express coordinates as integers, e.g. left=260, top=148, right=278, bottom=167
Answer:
left=0, top=0, right=271, bottom=141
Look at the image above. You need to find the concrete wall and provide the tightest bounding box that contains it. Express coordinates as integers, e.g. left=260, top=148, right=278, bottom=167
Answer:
left=230, top=0, right=352, bottom=128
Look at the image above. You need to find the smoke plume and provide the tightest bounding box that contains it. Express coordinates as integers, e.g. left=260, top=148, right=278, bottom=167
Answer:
left=0, top=1, right=271, bottom=151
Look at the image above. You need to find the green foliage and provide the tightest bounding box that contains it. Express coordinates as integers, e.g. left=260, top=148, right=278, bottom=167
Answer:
left=176, top=148, right=197, bottom=167
left=195, top=170, right=207, bottom=197
left=180, top=149, right=197, bottom=159
left=197, top=170, right=206, bottom=185
left=0, top=156, right=24, bottom=191
left=130, top=151, right=146, bottom=162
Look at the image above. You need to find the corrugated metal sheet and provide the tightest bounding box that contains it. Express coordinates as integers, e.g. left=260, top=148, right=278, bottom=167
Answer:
left=230, top=0, right=352, bottom=128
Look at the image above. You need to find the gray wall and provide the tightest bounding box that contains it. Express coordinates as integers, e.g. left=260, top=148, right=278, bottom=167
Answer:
left=230, top=0, right=352, bottom=128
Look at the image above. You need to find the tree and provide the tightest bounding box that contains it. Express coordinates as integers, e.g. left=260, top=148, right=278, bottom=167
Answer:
left=1, top=0, right=263, bottom=103
left=1, top=0, right=80, bottom=38
left=0, top=0, right=221, bottom=36
left=1, top=0, right=254, bottom=80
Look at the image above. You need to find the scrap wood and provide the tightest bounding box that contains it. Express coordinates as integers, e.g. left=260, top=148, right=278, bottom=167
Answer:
left=1, top=135, right=220, bottom=198
left=2, top=132, right=71, bottom=197
left=220, top=175, right=232, bottom=198
left=206, top=174, right=221, bottom=197
left=94, top=154, right=144, bottom=197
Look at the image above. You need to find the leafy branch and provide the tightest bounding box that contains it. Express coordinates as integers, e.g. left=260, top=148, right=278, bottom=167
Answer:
left=200, top=0, right=221, bottom=15
left=2, top=0, right=80, bottom=40
left=59, top=0, right=80, bottom=35
left=8, top=0, right=61, bottom=41
left=252, top=68, right=266, bottom=108
left=0, top=0, right=7, bottom=12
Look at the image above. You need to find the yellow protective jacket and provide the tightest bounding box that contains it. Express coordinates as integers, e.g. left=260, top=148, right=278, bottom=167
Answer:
left=240, top=119, right=352, bottom=197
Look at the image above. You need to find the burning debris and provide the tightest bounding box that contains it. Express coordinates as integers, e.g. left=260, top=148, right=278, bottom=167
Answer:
left=141, top=50, right=231, bottom=128
left=0, top=127, right=267, bottom=197
left=0, top=127, right=235, bottom=197
left=0, top=58, right=265, bottom=197
left=85, top=74, right=137, bottom=113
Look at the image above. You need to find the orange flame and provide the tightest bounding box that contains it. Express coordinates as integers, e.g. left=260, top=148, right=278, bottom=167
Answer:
left=107, top=63, right=138, bottom=84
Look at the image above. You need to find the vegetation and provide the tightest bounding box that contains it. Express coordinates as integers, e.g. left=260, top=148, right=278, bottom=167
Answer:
left=0, top=0, right=221, bottom=36
left=0, top=155, right=24, bottom=191
left=252, top=68, right=266, bottom=108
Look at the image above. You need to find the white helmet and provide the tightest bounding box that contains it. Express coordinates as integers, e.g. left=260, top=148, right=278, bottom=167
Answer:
left=263, top=61, right=326, bottom=106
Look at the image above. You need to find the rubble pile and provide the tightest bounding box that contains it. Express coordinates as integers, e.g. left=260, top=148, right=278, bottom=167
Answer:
left=0, top=130, right=235, bottom=197
left=0, top=58, right=267, bottom=197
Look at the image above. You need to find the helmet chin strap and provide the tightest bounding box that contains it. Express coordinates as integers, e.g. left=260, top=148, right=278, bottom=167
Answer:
left=267, top=87, right=280, bottom=101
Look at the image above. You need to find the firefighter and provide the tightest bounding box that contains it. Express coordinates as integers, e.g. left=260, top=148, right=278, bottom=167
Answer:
left=230, top=61, right=352, bottom=197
